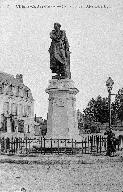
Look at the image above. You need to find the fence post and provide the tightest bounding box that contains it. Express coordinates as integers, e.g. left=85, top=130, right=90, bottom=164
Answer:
left=4, top=137, right=6, bottom=153
left=41, top=137, right=42, bottom=154
left=1, top=138, right=4, bottom=153
left=44, top=137, right=45, bottom=155
left=92, top=135, right=94, bottom=151
left=104, top=136, right=106, bottom=152
left=14, top=138, right=16, bottom=154
left=0, top=138, right=3, bottom=153
left=75, top=140, right=76, bottom=154
left=94, top=135, right=96, bottom=147
left=82, top=140, right=83, bottom=154
left=19, top=137, right=20, bottom=149
left=21, top=138, right=23, bottom=154
left=65, top=139, right=66, bottom=153
left=88, top=136, right=89, bottom=153
left=51, top=138, right=52, bottom=154
left=58, top=139, right=59, bottom=155
left=23, top=138, right=25, bottom=154
left=102, top=136, right=103, bottom=148
left=96, top=135, right=99, bottom=153
left=99, top=135, right=102, bottom=153
left=16, top=138, right=18, bottom=153
left=90, top=136, right=93, bottom=153
left=11, top=137, right=13, bottom=154
left=28, top=138, right=30, bottom=154
left=85, top=138, right=87, bottom=154
left=4, top=138, right=6, bottom=153
left=72, top=139, right=74, bottom=154
left=19, top=138, right=21, bottom=153
left=102, top=136, right=104, bottom=151
left=25, top=137, right=28, bottom=154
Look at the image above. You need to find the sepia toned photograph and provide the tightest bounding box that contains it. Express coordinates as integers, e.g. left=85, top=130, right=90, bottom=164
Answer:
left=0, top=0, right=123, bottom=191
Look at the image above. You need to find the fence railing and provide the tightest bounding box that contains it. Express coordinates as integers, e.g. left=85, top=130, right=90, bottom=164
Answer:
left=0, top=135, right=120, bottom=155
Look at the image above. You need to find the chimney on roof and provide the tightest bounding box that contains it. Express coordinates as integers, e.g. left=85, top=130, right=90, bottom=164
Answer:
left=16, top=74, right=23, bottom=83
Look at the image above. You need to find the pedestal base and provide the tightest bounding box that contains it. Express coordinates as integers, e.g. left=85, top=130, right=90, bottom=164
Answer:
left=45, top=78, right=80, bottom=140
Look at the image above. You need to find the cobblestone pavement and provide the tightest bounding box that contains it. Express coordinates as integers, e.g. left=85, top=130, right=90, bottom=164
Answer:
left=0, top=152, right=123, bottom=192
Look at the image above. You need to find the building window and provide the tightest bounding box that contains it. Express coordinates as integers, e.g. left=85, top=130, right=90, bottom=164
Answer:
left=11, top=103, right=17, bottom=116
left=20, top=105, right=23, bottom=116
left=10, top=116, right=15, bottom=132
left=16, top=86, right=20, bottom=97
left=1, top=114, right=7, bottom=132
left=18, top=120, right=24, bottom=133
left=27, top=125, right=30, bottom=133
left=20, top=88, right=24, bottom=98
left=27, top=106, right=31, bottom=117
left=12, top=86, right=16, bottom=95
left=18, top=104, right=23, bottom=116
left=9, top=84, right=13, bottom=96
left=3, top=102, right=9, bottom=115
left=23, top=105, right=27, bottom=117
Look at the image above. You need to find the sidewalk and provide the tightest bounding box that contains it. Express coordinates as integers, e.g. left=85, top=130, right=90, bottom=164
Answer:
left=0, top=150, right=123, bottom=165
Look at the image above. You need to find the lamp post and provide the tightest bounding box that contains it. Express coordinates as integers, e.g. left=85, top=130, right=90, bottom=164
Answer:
left=105, top=79, right=123, bottom=156
left=106, top=77, right=114, bottom=156
left=106, top=77, right=114, bottom=131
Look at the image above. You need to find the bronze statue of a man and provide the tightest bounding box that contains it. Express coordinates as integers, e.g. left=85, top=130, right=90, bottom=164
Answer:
left=49, top=23, right=71, bottom=79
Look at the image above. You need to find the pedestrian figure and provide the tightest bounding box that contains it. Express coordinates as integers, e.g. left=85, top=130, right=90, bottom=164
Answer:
left=119, top=135, right=123, bottom=150
left=106, top=130, right=116, bottom=156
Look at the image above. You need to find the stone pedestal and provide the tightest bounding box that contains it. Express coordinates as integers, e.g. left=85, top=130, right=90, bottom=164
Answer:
left=45, top=78, right=79, bottom=139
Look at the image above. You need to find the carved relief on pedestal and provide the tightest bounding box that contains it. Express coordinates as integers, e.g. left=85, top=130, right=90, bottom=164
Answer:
left=58, top=81, right=64, bottom=89
left=55, top=98, right=65, bottom=107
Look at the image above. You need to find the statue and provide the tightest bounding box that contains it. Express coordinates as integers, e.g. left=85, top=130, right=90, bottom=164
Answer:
left=49, top=23, right=71, bottom=79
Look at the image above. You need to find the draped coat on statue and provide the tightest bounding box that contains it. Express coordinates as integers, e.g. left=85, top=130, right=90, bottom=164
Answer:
left=49, top=29, right=70, bottom=75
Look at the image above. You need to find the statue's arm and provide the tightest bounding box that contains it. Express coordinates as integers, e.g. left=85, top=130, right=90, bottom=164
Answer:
left=63, top=31, right=70, bottom=50
left=50, top=31, right=60, bottom=42
left=50, top=31, right=56, bottom=39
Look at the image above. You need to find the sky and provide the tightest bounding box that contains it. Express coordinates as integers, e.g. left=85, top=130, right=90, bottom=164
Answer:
left=0, top=0, right=123, bottom=118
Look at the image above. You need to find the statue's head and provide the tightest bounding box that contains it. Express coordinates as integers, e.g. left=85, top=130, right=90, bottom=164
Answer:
left=54, top=23, right=61, bottom=31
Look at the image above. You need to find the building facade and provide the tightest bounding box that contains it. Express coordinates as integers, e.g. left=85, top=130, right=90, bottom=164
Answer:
left=0, top=72, right=34, bottom=138
left=34, top=115, right=47, bottom=137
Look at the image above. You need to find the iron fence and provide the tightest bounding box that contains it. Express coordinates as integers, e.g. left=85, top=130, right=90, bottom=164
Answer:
left=0, top=135, right=114, bottom=155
